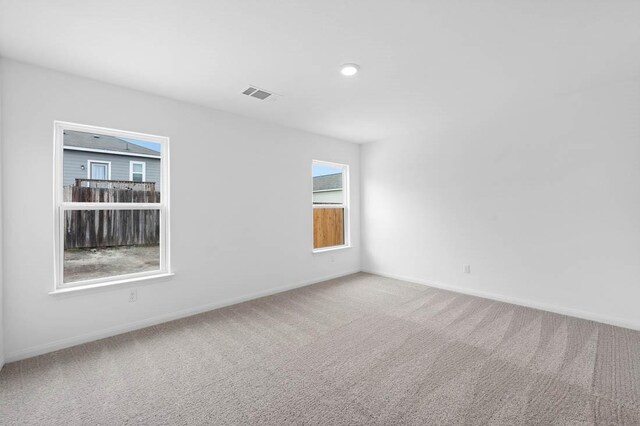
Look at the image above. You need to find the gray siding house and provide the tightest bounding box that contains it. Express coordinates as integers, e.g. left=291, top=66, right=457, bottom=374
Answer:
left=313, top=173, right=343, bottom=204
left=63, top=130, right=161, bottom=191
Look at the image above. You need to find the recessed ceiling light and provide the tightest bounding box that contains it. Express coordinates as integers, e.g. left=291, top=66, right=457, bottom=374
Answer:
left=340, top=63, right=360, bottom=77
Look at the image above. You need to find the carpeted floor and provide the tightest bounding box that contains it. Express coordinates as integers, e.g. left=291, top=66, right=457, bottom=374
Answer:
left=1, top=273, right=639, bottom=425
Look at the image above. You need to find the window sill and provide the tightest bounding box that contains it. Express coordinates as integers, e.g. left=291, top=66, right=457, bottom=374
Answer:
left=49, top=272, right=174, bottom=295
left=313, top=245, right=351, bottom=254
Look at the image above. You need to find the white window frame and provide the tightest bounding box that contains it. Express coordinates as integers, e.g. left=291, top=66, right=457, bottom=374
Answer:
left=52, top=121, right=171, bottom=293
left=312, top=160, right=350, bottom=253
left=87, top=160, right=112, bottom=180
left=129, top=160, right=146, bottom=182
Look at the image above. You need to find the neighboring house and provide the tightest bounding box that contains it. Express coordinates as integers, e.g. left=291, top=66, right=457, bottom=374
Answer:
left=63, top=130, right=161, bottom=190
left=313, top=173, right=343, bottom=204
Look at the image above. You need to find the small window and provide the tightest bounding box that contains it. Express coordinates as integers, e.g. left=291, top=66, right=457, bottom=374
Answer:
left=312, top=160, right=349, bottom=251
left=130, top=161, right=146, bottom=182
left=55, top=122, right=170, bottom=289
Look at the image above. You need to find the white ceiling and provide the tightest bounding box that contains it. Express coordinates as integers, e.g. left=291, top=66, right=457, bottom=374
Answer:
left=0, top=0, right=638, bottom=143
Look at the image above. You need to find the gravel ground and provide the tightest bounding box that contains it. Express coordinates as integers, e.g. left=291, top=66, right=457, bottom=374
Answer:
left=64, top=245, right=160, bottom=283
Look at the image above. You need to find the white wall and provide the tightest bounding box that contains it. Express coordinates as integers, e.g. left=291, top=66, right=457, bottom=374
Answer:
left=0, top=59, right=361, bottom=361
left=0, top=58, right=5, bottom=368
left=362, top=78, right=640, bottom=329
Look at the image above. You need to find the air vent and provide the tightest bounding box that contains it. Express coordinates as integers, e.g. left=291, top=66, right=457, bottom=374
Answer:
left=242, top=85, right=278, bottom=101
left=251, top=90, right=271, bottom=100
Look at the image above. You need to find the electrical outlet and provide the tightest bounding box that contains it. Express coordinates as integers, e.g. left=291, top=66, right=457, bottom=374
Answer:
left=129, top=289, right=137, bottom=303
left=463, top=264, right=471, bottom=274
left=330, top=255, right=335, bottom=263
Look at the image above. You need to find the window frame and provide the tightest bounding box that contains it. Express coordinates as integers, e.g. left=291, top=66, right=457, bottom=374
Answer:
left=53, top=121, right=171, bottom=292
left=87, top=159, right=112, bottom=180
left=129, top=160, right=146, bottom=182
left=311, top=160, right=350, bottom=253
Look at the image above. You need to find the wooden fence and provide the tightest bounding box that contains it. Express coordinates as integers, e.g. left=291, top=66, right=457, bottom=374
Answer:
left=65, top=179, right=160, bottom=203
left=64, top=180, right=160, bottom=249
left=74, top=178, right=156, bottom=191
left=313, top=208, right=344, bottom=249
left=65, top=209, right=159, bottom=249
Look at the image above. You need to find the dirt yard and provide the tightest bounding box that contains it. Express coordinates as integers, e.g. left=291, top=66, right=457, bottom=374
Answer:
left=64, top=245, right=160, bottom=283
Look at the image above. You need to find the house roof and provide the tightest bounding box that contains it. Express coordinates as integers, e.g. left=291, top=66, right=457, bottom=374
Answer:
left=63, top=130, right=161, bottom=157
left=313, top=173, right=342, bottom=191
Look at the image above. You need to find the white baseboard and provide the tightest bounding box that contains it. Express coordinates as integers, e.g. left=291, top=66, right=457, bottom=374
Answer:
left=5, top=270, right=360, bottom=363
left=363, top=269, right=640, bottom=331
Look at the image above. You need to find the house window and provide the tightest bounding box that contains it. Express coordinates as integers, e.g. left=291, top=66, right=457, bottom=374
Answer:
left=88, top=160, right=111, bottom=180
left=312, top=160, right=349, bottom=251
left=54, top=121, right=170, bottom=290
left=130, top=161, right=146, bottom=182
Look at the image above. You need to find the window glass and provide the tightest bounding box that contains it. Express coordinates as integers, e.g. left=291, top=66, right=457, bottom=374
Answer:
left=63, top=209, right=160, bottom=283
left=63, top=130, right=161, bottom=202
left=55, top=122, right=169, bottom=289
left=312, top=163, right=344, bottom=205
left=312, top=161, right=348, bottom=250
left=131, top=162, right=145, bottom=182
left=313, top=207, right=345, bottom=249
left=90, top=162, right=109, bottom=180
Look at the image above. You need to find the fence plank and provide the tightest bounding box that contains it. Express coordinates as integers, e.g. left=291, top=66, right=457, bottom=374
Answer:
left=64, top=185, right=160, bottom=249
left=313, top=208, right=344, bottom=249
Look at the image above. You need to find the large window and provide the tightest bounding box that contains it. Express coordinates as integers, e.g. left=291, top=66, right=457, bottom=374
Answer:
left=54, top=122, right=170, bottom=290
left=312, top=160, right=349, bottom=251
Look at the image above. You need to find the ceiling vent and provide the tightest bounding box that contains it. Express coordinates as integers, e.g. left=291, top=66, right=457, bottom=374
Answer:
left=242, top=86, right=279, bottom=101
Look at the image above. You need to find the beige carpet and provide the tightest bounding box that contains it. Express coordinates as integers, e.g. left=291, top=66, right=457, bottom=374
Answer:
left=1, top=273, right=639, bottom=425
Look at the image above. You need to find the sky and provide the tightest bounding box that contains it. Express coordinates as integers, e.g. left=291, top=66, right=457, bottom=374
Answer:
left=121, top=137, right=161, bottom=152
left=313, top=164, right=342, bottom=177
